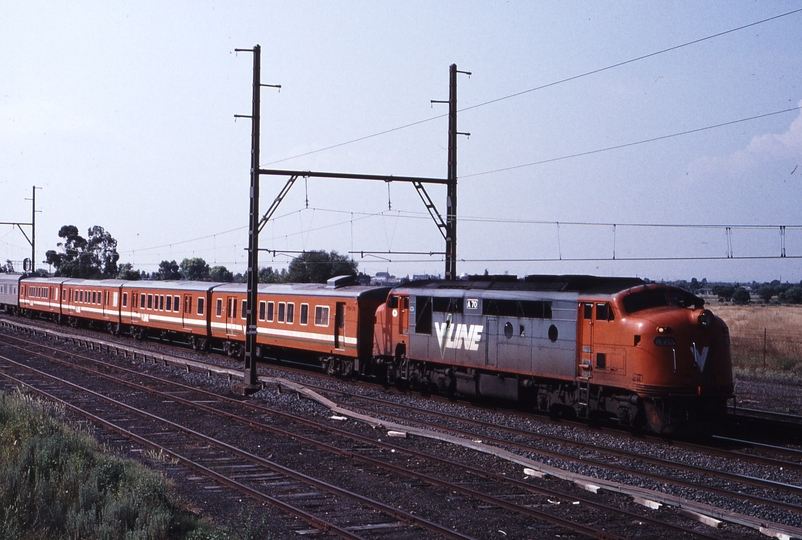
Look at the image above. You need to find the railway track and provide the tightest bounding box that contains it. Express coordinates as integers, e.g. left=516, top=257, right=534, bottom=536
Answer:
left=1, top=318, right=801, bottom=538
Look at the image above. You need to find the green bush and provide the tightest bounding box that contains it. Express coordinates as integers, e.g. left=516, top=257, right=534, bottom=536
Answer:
left=0, top=389, right=218, bottom=540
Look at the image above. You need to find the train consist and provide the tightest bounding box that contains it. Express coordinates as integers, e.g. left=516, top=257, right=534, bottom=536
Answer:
left=0, top=272, right=733, bottom=433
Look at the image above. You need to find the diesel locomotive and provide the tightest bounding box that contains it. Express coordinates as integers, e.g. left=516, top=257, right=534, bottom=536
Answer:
left=0, top=272, right=733, bottom=433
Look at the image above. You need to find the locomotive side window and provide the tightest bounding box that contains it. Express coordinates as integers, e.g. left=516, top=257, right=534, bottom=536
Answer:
left=314, top=305, right=329, bottom=326
left=259, top=301, right=266, bottom=321
left=415, top=296, right=432, bottom=335
left=433, top=297, right=462, bottom=314
left=583, top=303, right=593, bottom=320
left=484, top=299, right=552, bottom=319
left=300, top=303, right=309, bottom=325
left=197, top=297, right=205, bottom=315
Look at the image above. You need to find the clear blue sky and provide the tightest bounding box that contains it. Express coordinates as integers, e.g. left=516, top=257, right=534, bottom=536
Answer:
left=2, top=1, right=801, bottom=283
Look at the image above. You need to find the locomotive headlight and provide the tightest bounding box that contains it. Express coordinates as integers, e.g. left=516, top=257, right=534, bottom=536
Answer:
left=656, top=326, right=672, bottom=334
left=698, top=309, right=714, bottom=327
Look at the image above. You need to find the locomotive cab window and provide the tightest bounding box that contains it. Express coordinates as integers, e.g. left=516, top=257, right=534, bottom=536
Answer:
left=595, top=303, right=613, bottom=321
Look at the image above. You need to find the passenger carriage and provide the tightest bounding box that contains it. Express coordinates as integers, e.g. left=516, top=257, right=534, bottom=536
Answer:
left=0, top=273, right=22, bottom=314
left=18, top=277, right=70, bottom=321
left=209, top=276, right=390, bottom=372
left=120, top=281, right=221, bottom=345
left=60, top=279, right=125, bottom=331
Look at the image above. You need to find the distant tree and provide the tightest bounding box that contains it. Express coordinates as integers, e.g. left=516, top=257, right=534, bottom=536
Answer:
left=258, top=266, right=286, bottom=283
left=180, top=257, right=210, bottom=281
left=45, top=225, right=119, bottom=278
left=117, top=262, right=141, bottom=280
left=689, top=278, right=700, bottom=293
left=779, top=286, right=802, bottom=304
left=757, top=284, right=777, bottom=303
left=286, top=250, right=358, bottom=283
left=711, top=284, right=736, bottom=302
left=731, top=287, right=751, bottom=305
left=209, top=265, right=234, bottom=282
left=1, top=260, right=13, bottom=273
left=156, top=260, right=182, bottom=280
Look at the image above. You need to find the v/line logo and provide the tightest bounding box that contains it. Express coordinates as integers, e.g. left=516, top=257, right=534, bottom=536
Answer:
left=435, top=321, right=483, bottom=357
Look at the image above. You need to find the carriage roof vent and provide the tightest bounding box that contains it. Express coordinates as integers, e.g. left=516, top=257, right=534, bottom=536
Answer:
left=326, top=275, right=357, bottom=289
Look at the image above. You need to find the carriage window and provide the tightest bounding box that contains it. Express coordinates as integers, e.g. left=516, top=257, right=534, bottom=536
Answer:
left=278, top=302, right=285, bottom=323
left=197, top=297, right=205, bottom=315
left=286, top=303, right=294, bottom=324
left=415, top=296, right=432, bottom=335
left=160, top=295, right=165, bottom=310
left=241, top=300, right=247, bottom=319
left=147, top=294, right=153, bottom=309
left=300, top=303, right=309, bottom=325
left=174, top=296, right=180, bottom=312
left=166, top=295, right=172, bottom=311
left=216, top=298, right=223, bottom=317
left=267, top=301, right=274, bottom=322
left=314, top=305, right=330, bottom=326
left=259, top=301, right=266, bottom=321
left=122, top=293, right=128, bottom=308
left=140, top=294, right=145, bottom=309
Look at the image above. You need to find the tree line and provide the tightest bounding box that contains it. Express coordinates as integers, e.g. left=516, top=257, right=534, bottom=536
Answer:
left=28, top=225, right=361, bottom=284
left=669, top=277, right=802, bottom=306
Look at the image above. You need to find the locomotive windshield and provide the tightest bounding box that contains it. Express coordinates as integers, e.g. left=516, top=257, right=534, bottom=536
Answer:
left=623, top=288, right=704, bottom=314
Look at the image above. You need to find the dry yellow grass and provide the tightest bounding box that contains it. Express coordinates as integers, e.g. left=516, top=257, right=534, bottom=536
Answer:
left=708, top=301, right=802, bottom=376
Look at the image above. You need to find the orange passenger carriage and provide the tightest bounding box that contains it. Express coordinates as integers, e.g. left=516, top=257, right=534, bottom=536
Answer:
left=60, top=279, right=125, bottom=331
left=18, top=277, right=70, bottom=321
left=209, top=276, right=390, bottom=372
left=120, top=281, right=220, bottom=346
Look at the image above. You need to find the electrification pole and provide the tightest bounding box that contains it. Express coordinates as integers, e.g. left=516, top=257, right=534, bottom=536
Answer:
left=433, top=64, right=470, bottom=279
left=235, top=44, right=279, bottom=393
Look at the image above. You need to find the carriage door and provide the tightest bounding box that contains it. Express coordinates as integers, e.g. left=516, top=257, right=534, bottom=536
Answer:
left=226, top=297, right=239, bottom=335
left=484, top=317, right=498, bottom=368
left=578, top=302, right=594, bottom=378
left=183, top=295, right=192, bottom=329
left=334, top=302, right=345, bottom=349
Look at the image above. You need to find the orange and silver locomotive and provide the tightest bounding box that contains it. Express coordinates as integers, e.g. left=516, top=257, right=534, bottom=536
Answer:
left=372, top=275, right=733, bottom=433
